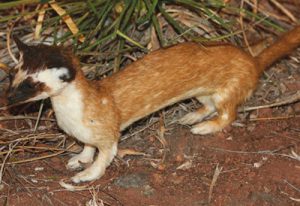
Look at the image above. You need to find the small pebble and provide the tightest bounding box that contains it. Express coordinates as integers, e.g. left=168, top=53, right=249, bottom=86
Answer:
left=34, top=167, right=44, bottom=171
left=176, top=160, right=192, bottom=170
left=169, top=173, right=185, bottom=185
left=113, top=173, right=148, bottom=189
left=142, top=185, right=155, bottom=197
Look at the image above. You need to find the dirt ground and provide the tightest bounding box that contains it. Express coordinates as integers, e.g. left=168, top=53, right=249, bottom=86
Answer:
left=0, top=114, right=300, bottom=206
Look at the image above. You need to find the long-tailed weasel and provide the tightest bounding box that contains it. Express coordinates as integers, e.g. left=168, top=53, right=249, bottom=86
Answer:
left=7, top=26, right=300, bottom=183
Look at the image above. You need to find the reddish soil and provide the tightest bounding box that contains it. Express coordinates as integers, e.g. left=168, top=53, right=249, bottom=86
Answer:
left=1, top=114, right=299, bottom=206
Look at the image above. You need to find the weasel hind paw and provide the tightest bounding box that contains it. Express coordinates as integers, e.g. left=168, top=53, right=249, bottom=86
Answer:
left=179, top=112, right=204, bottom=125
left=191, top=121, right=221, bottom=135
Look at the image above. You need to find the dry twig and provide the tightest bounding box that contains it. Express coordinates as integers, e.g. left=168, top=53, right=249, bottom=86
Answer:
left=5, top=141, right=75, bottom=165
left=240, top=91, right=300, bottom=112
left=269, top=0, right=297, bottom=22
left=0, top=142, right=19, bottom=186
left=208, top=164, right=223, bottom=204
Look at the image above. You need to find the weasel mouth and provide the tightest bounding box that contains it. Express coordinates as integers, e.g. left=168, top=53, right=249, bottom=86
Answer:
left=7, top=90, right=33, bottom=105
left=7, top=78, right=45, bottom=105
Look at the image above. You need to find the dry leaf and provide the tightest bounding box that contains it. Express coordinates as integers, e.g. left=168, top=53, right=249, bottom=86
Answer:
left=49, top=0, right=85, bottom=42
left=176, top=160, right=193, bottom=170
left=148, top=26, right=160, bottom=51
left=35, top=4, right=48, bottom=40
left=0, top=62, right=9, bottom=75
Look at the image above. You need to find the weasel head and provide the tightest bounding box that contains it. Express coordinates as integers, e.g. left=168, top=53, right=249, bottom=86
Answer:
left=7, top=37, right=77, bottom=105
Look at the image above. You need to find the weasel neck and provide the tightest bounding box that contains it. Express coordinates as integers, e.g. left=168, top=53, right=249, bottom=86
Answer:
left=51, top=71, right=89, bottom=110
left=51, top=82, right=82, bottom=110
left=50, top=71, right=89, bottom=125
left=50, top=79, right=92, bottom=141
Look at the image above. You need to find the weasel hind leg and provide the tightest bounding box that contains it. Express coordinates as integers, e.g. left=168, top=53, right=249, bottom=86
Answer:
left=179, top=96, right=216, bottom=125
left=190, top=93, right=237, bottom=135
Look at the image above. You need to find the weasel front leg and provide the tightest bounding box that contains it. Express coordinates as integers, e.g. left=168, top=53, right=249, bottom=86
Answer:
left=71, top=141, right=117, bottom=183
left=67, top=144, right=96, bottom=170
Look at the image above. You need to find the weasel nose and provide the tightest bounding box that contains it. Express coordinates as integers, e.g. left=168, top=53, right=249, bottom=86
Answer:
left=7, top=86, right=20, bottom=105
left=7, top=92, right=17, bottom=105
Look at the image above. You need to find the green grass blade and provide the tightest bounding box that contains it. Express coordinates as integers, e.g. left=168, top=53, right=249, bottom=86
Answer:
left=0, top=0, right=40, bottom=10
left=116, top=30, right=146, bottom=49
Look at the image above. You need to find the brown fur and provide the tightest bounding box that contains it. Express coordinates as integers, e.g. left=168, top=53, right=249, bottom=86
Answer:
left=13, top=37, right=76, bottom=81
left=78, top=70, right=120, bottom=143
left=100, top=43, right=258, bottom=130
left=255, top=26, right=300, bottom=71
left=98, top=26, right=300, bottom=132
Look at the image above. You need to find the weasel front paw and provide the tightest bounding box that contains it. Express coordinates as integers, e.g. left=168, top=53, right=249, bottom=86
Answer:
left=67, top=156, right=83, bottom=171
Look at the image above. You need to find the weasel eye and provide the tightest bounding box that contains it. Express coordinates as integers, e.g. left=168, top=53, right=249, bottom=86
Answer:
left=8, top=69, right=17, bottom=81
left=9, top=68, right=17, bottom=76
left=59, top=73, right=71, bottom=82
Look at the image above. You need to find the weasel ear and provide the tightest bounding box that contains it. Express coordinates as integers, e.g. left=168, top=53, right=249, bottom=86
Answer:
left=13, top=36, right=29, bottom=52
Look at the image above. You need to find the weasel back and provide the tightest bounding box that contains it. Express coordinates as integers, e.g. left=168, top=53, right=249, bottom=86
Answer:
left=101, top=43, right=258, bottom=130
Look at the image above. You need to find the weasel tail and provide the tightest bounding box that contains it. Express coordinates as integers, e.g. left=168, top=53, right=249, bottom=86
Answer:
left=255, top=26, right=300, bottom=72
